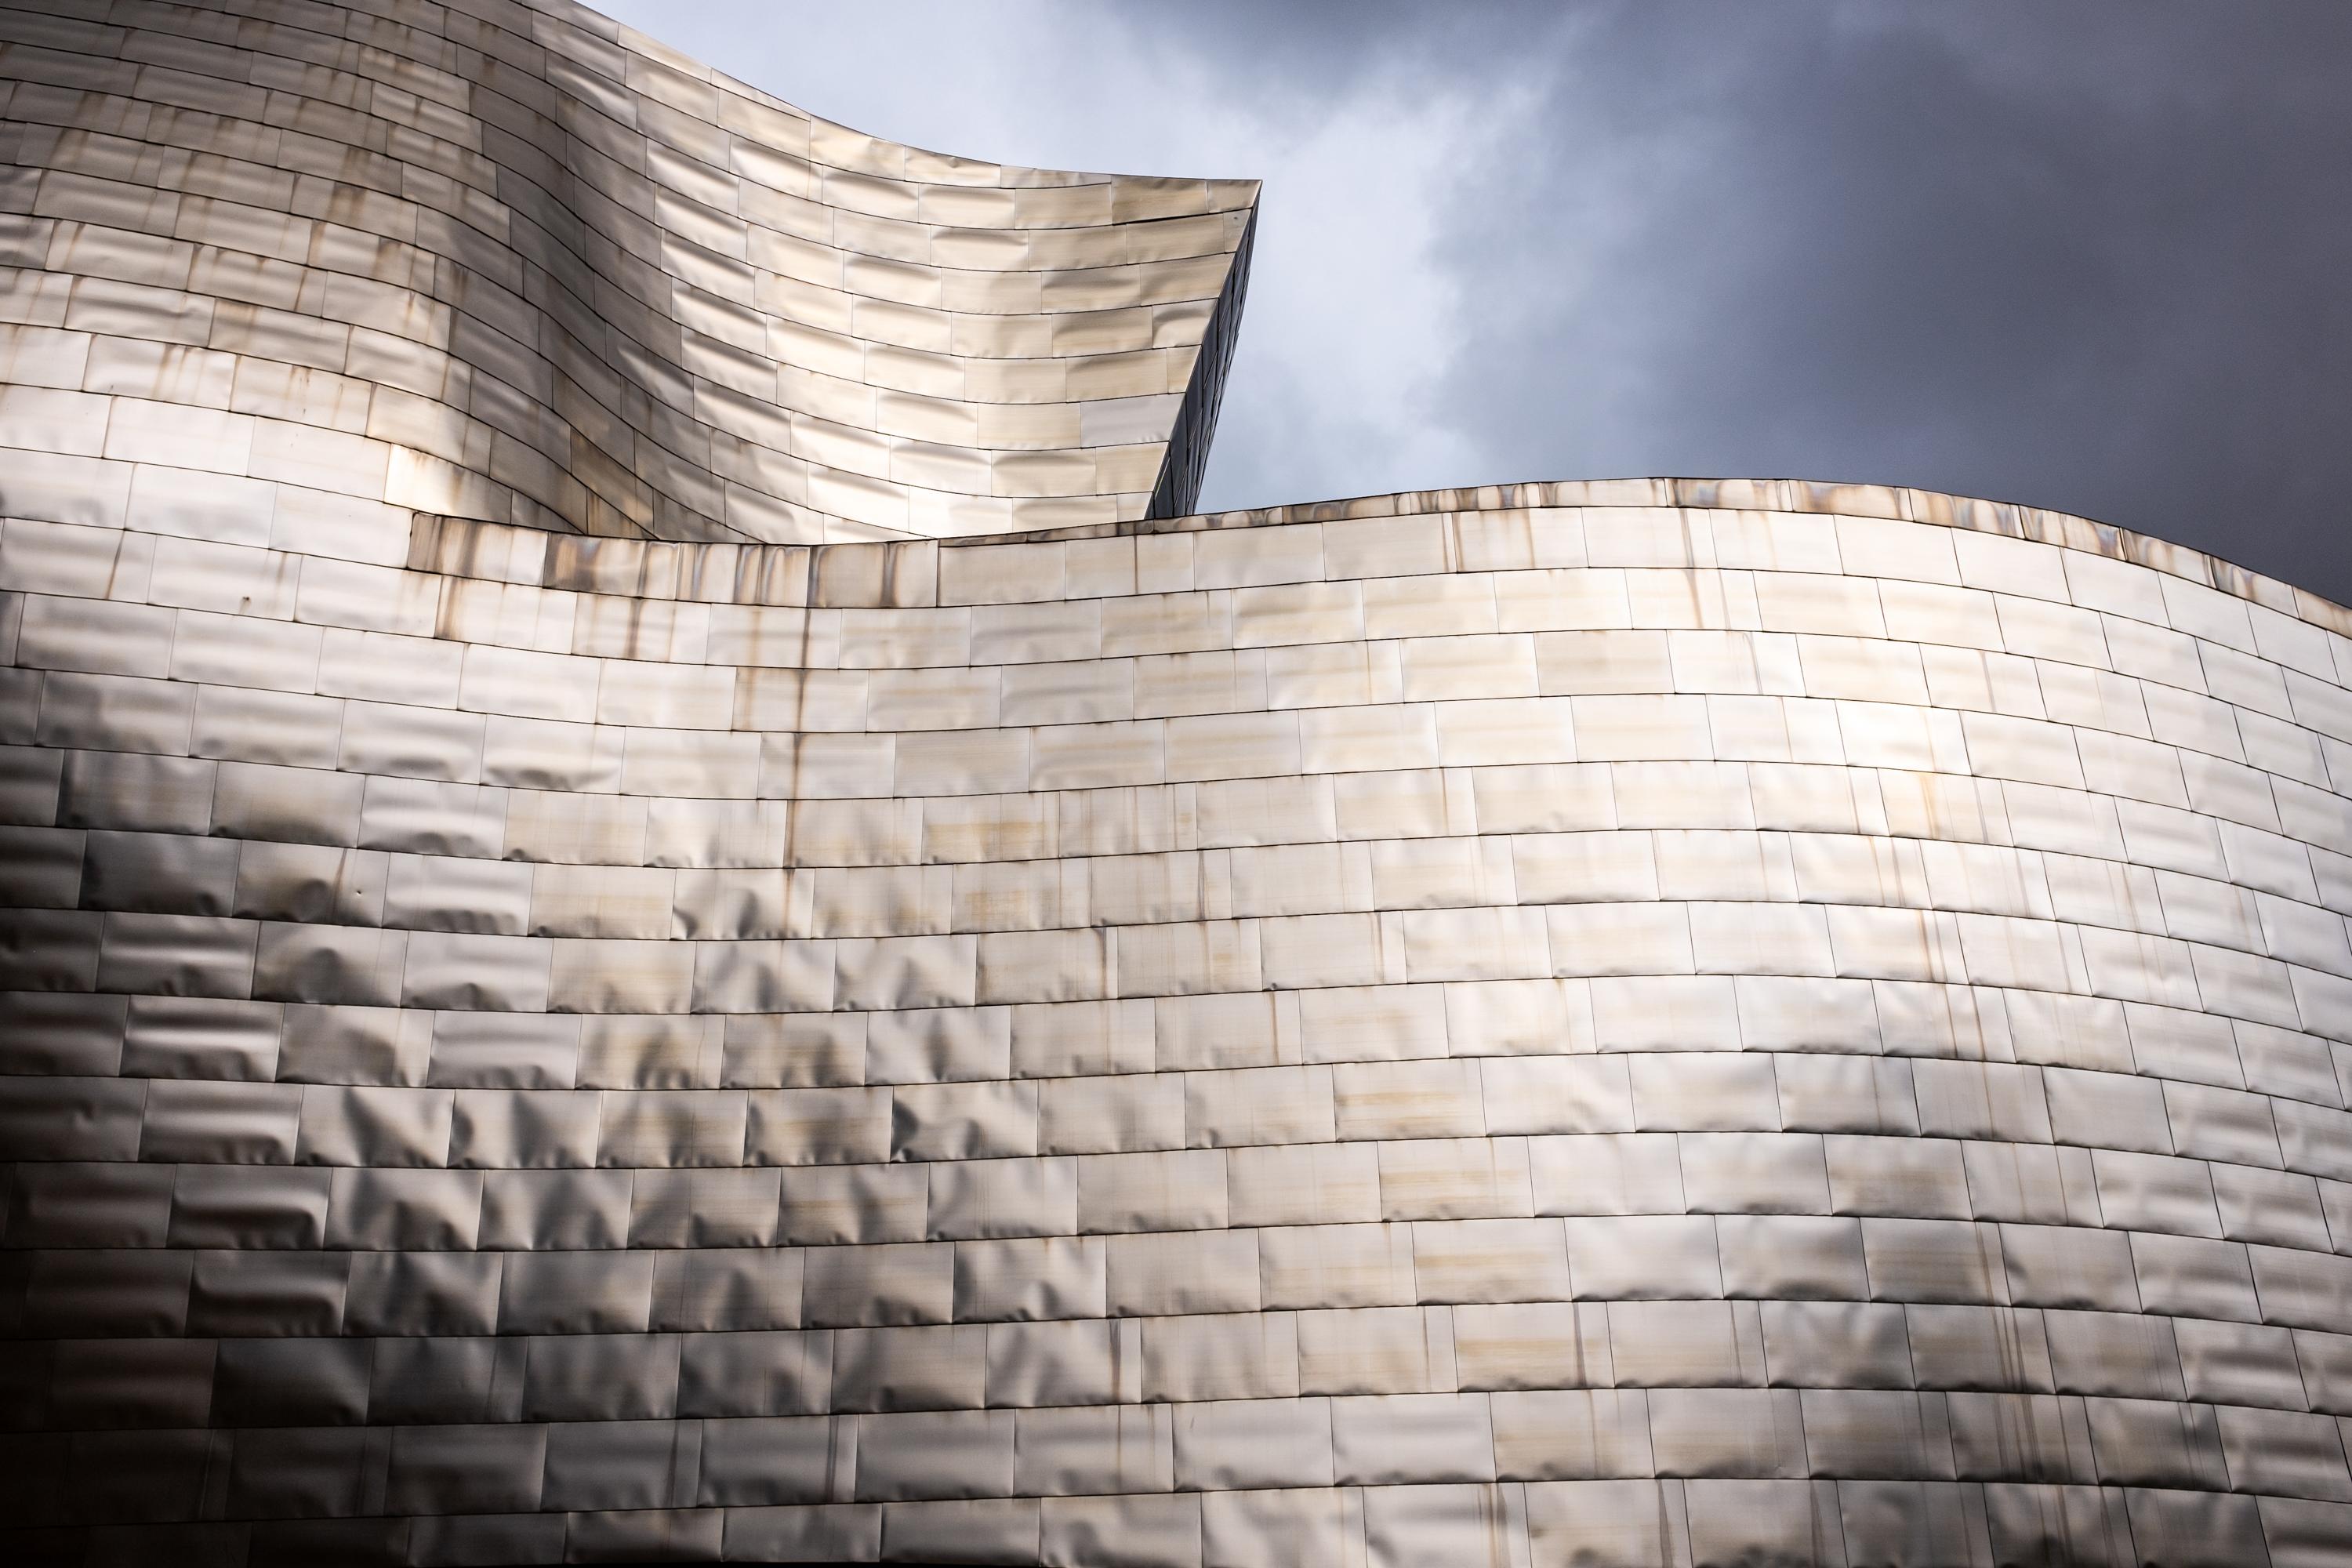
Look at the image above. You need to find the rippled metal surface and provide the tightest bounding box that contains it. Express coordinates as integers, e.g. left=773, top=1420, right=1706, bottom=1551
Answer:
left=7, top=2, right=2352, bottom=1566
left=0, top=0, right=1254, bottom=547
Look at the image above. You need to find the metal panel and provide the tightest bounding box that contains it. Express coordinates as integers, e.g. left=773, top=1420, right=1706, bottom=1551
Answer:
left=5, top=9, right=2350, bottom=1559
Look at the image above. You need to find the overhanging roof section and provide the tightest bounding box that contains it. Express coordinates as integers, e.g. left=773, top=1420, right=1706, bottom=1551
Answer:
left=499, top=2, right=1261, bottom=542
left=0, top=0, right=1259, bottom=544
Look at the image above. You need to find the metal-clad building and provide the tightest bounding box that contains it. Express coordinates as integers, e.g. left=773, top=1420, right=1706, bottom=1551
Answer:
left=5, top=3, right=2352, bottom=1565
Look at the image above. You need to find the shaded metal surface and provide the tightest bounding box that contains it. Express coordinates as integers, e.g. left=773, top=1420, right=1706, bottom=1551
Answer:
left=1143, top=209, right=1251, bottom=524
left=5, top=2, right=2352, bottom=1566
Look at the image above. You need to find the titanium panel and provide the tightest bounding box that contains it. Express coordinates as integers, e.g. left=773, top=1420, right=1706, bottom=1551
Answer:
left=2, top=2, right=2350, bottom=1563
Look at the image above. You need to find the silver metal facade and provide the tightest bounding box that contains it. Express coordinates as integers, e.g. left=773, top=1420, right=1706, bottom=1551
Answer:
left=5, top=5, right=2352, bottom=1568
left=0, top=0, right=1257, bottom=546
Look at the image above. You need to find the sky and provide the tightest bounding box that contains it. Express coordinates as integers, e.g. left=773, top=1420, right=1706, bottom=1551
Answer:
left=597, top=1, right=2352, bottom=603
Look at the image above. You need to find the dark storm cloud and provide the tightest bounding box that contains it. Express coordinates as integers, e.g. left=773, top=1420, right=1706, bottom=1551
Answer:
left=612, top=2, right=2352, bottom=601
left=1123, top=1, right=2352, bottom=598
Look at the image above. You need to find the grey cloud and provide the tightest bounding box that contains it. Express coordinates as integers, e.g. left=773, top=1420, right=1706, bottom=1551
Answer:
left=1127, top=0, right=2352, bottom=597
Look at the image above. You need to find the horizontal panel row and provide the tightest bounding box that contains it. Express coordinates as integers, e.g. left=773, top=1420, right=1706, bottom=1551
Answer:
left=38, top=678, right=2317, bottom=812
left=0, top=893, right=2333, bottom=1053
left=13, top=826, right=2351, bottom=992
left=20, top=489, right=2347, bottom=678
left=0, top=320, right=1195, bottom=527
left=5, top=1030, right=2349, bottom=1184
left=17, top=1296, right=2352, bottom=1424
left=2, top=905, right=2343, bottom=1062
left=2, top=180, right=1231, bottom=354
left=390, top=464, right=2348, bottom=660
left=6, top=1392, right=2352, bottom=1516
left=2, top=740, right=2337, bottom=902
left=0, top=136, right=1237, bottom=359
left=6, top=629, right=2346, bottom=829
left=16, top=527, right=2352, bottom=704
left=0, top=57, right=1253, bottom=274
left=0, top=1477, right=2332, bottom=1568
left=0, top=329, right=1178, bottom=511
left=8, top=757, right=2345, bottom=945
left=5, top=960, right=2340, bottom=1097
left=407, top=489, right=2352, bottom=656
left=0, top=114, right=1245, bottom=320
left=9, top=1215, right=2352, bottom=1338
left=10, top=501, right=2351, bottom=714
left=0, top=942, right=2322, bottom=1079
left=0, top=962, right=2343, bottom=1107
left=8, top=1112, right=2343, bottom=1246
left=927, top=505, right=2352, bottom=652
left=9, top=646, right=2324, bottom=818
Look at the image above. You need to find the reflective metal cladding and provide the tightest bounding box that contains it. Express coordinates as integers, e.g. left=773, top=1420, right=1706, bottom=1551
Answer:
left=2, top=2, right=2350, bottom=1566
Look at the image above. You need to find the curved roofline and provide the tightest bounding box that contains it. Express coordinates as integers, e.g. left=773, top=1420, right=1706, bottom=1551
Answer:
left=408, top=474, right=2352, bottom=643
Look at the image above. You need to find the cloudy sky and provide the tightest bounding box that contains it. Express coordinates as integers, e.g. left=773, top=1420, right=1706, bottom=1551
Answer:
left=598, top=2, right=2352, bottom=601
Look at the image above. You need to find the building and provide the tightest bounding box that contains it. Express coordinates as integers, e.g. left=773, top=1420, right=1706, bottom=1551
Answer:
left=5, top=2, right=2352, bottom=1564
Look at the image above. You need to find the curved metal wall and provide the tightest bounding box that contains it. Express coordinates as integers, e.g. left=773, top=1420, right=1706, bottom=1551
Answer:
left=13, top=474, right=2352, bottom=1567
left=8, top=5, right=2352, bottom=1568
left=0, top=0, right=1257, bottom=546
